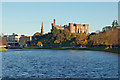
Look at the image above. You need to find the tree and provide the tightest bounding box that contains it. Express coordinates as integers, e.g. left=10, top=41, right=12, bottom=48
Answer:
left=82, top=39, right=88, bottom=47
left=56, top=33, right=65, bottom=42
left=87, top=29, right=119, bottom=47
left=71, top=33, right=76, bottom=38
left=115, top=20, right=119, bottom=28
left=51, top=27, right=60, bottom=37
left=54, top=40, right=60, bottom=44
left=75, top=33, right=88, bottom=46
left=112, top=20, right=115, bottom=28
left=64, top=29, right=69, bottom=34
left=37, top=41, right=42, bottom=47
left=112, top=20, right=119, bottom=28
left=64, top=29, right=71, bottom=40
left=115, top=20, right=118, bottom=25
left=70, top=41, right=76, bottom=46
left=60, top=30, right=64, bottom=33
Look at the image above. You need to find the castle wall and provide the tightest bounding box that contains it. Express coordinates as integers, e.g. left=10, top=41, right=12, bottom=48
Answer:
left=76, top=24, right=89, bottom=34
left=69, top=23, right=75, bottom=33
left=52, top=19, right=89, bottom=34
left=75, top=24, right=79, bottom=33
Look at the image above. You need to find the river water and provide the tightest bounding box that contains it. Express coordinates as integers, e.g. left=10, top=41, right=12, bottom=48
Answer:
left=2, top=49, right=119, bottom=78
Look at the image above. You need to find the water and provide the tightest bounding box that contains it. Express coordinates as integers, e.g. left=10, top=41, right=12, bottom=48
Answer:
left=2, top=49, right=119, bottom=78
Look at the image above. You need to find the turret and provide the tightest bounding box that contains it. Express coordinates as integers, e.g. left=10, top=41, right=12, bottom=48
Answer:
left=54, top=19, right=56, bottom=25
left=69, top=23, right=75, bottom=33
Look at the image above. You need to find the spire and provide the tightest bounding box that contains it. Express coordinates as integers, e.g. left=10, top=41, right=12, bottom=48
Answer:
left=41, top=22, right=44, bottom=35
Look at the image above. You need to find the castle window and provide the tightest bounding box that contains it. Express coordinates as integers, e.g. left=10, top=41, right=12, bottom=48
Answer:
left=86, top=27, right=87, bottom=29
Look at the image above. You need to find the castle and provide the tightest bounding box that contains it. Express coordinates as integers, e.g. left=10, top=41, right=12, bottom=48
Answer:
left=52, top=19, right=89, bottom=34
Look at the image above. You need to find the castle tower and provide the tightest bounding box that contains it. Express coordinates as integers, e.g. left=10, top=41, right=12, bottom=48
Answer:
left=75, top=24, right=79, bottom=33
left=54, top=19, right=56, bottom=25
left=41, top=22, right=44, bottom=35
left=69, top=23, right=75, bottom=33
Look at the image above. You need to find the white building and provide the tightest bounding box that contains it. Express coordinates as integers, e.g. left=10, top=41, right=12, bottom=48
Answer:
left=2, top=33, right=21, bottom=42
left=2, top=33, right=32, bottom=47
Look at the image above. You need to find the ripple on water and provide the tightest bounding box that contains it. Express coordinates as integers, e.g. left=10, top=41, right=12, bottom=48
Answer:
left=2, top=49, right=119, bottom=78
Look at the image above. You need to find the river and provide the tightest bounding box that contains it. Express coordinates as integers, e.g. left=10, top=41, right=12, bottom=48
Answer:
left=1, top=49, right=119, bottom=78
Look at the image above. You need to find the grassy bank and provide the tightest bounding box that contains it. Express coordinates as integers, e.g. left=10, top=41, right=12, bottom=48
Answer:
left=0, top=48, right=8, bottom=51
left=24, top=47, right=120, bottom=54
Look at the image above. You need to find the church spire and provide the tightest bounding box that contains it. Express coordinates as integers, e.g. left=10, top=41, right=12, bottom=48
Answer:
left=41, top=22, right=44, bottom=35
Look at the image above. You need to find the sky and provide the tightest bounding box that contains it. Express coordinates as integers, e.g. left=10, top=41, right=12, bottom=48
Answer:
left=2, top=2, right=118, bottom=35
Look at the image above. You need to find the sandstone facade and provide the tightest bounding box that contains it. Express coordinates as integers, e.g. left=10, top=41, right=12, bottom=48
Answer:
left=52, top=19, right=89, bottom=34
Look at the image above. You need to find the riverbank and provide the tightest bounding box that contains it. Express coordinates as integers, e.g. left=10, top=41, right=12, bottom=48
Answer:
left=24, top=47, right=120, bottom=54
left=0, top=48, right=8, bottom=51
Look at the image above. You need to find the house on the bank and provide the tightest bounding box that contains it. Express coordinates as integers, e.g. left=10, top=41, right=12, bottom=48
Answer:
left=0, top=37, right=8, bottom=48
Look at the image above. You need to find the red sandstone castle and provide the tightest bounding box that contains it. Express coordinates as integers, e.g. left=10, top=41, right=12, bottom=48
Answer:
left=52, top=19, right=89, bottom=34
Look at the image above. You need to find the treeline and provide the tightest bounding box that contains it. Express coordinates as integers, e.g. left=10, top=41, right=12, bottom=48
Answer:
left=31, top=27, right=120, bottom=48
left=88, top=29, right=120, bottom=48
left=31, top=27, right=88, bottom=47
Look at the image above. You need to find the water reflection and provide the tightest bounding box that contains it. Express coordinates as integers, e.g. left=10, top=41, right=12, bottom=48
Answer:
left=69, top=50, right=76, bottom=53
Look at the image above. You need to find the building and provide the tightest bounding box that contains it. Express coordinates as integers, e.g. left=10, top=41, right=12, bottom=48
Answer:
left=51, top=19, right=89, bottom=34
left=2, top=33, right=32, bottom=48
left=2, top=33, right=21, bottom=47
left=2, top=33, right=21, bottom=42
left=102, top=26, right=112, bottom=32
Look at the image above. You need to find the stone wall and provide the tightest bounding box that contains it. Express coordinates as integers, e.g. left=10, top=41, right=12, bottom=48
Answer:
left=52, top=19, right=89, bottom=34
